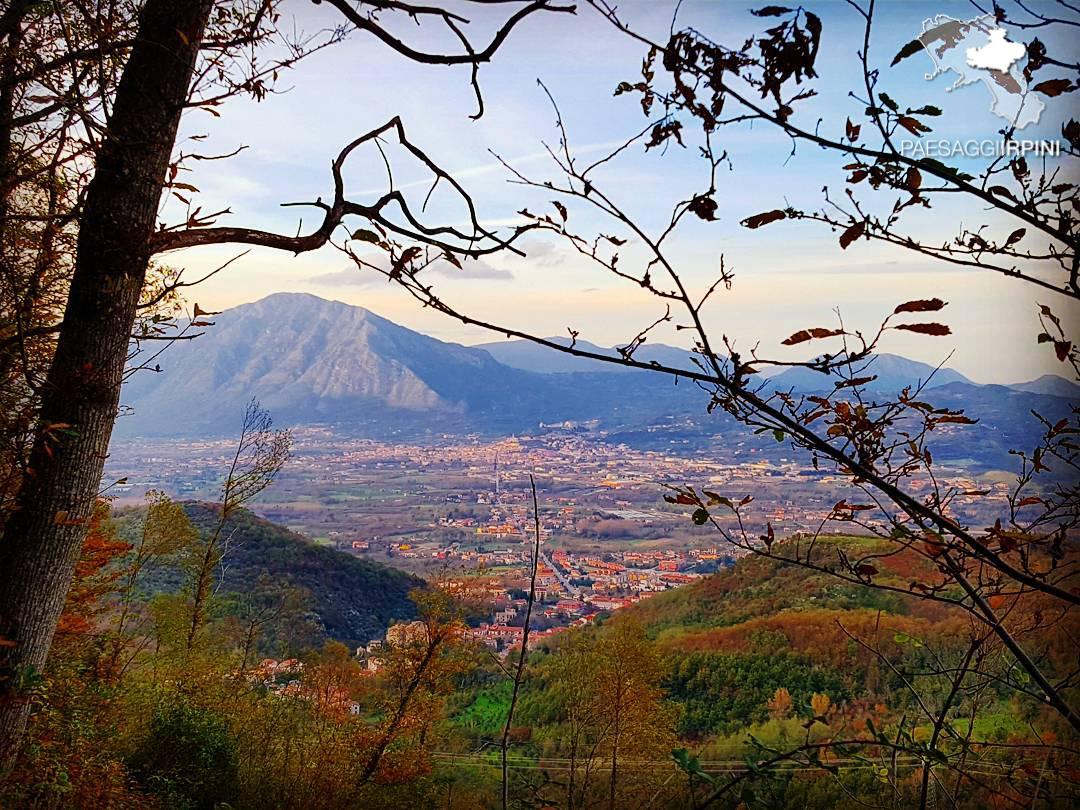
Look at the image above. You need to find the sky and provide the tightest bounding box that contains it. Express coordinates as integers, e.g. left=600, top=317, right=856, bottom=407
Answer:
left=162, top=0, right=1080, bottom=385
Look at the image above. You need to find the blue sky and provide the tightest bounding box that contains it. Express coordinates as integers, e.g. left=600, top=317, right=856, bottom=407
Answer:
left=163, top=0, right=1079, bottom=384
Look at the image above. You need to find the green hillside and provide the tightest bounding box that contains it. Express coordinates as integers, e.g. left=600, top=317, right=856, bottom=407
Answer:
left=455, top=535, right=1056, bottom=758
left=119, top=503, right=422, bottom=646
left=614, top=536, right=964, bottom=739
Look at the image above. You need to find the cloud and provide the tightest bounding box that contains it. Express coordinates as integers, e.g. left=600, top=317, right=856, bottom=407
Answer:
left=310, top=254, right=513, bottom=287
left=309, top=269, right=382, bottom=288
left=436, top=258, right=514, bottom=281
left=509, top=238, right=568, bottom=267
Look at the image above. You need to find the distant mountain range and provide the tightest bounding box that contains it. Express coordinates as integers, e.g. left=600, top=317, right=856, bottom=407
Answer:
left=475, top=335, right=703, bottom=376
left=479, top=336, right=1010, bottom=393
left=116, top=294, right=1077, bottom=468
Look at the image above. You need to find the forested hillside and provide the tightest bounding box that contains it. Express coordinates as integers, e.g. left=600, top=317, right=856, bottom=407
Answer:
left=114, top=504, right=422, bottom=646
left=442, top=534, right=1076, bottom=807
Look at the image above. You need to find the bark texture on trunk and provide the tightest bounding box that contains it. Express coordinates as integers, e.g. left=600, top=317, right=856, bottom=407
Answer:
left=0, top=0, right=213, bottom=770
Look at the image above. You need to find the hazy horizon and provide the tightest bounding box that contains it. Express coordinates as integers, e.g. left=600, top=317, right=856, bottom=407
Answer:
left=167, top=290, right=1074, bottom=388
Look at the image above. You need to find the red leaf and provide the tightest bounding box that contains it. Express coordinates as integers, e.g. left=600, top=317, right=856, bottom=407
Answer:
left=988, top=185, right=1019, bottom=204
left=834, top=375, right=877, bottom=389
left=897, top=116, right=930, bottom=135
left=1004, top=227, right=1026, bottom=247
left=781, top=327, right=843, bottom=345
left=935, top=414, right=977, bottom=424
left=839, top=220, right=865, bottom=249
left=893, top=298, right=945, bottom=314
left=741, top=210, right=787, bottom=229
left=1033, top=78, right=1076, bottom=97
left=895, top=323, right=951, bottom=336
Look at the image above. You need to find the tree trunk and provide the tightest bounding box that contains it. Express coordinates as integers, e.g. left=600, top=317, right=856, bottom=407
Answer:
left=0, top=0, right=212, bottom=770
left=0, top=3, right=29, bottom=359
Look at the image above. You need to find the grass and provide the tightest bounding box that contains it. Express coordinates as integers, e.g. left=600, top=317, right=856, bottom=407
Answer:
left=454, top=682, right=512, bottom=737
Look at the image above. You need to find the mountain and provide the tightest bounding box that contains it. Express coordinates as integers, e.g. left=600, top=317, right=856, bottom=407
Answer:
left=767, top=353, right=971, bottom=393
left=117, top=293, right=704, bottom=437
left=121, top=504, right=423, bottom=646
left=1011, top=373, right=1080, bottom=398
left=478, top=337, right=1080, bottom=401
left=475, top=336, right=702, bottom=375
left=116, top=294, right=1077, bottom=470
left=119, top=293, right=529, bottom=435
left=475, top=340, right=976, bottom=395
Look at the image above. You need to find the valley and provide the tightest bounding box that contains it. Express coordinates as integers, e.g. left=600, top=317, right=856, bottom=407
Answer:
left=104, top=293, right=1066, bottom=658
left=106, top=426, right=1021, bottom=648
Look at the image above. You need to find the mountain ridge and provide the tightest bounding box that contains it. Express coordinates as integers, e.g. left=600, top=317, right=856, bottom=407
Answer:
left=117, top=294, right=1078, bottom=453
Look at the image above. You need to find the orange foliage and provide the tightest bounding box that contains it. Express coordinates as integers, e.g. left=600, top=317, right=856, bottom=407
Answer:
left=667, top=608, right=966, bottom=669
left=54, top=501, right=130, bottom=638
left=768, top=686, right=792, bottom=718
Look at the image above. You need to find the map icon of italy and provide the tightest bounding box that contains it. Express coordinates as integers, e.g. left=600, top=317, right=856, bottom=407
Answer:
left=918, top=14, right=1043, bottom=129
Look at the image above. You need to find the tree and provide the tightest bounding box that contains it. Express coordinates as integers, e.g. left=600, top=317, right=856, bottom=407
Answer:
left=110, top=489, right=200, bottom=674
left=1, top=503, right=149, bottom=807
left=0, top=0, right=218, bottom=766
left=533, top=621, right=677, bottom=810
left=183, top=399, right=291, bottom=651
left=226, top=572, right=312, bottom=675
left=0, top=0, right=574, bottom=767
left=501, top=475, right=541, bottom=810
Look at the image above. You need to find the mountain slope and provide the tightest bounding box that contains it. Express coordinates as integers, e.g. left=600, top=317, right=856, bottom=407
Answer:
left=766, top=353, right=971, bottom=393
left=618, top=536, right=961, bottom=737
left=475, top=336, right=701, bottom=375
left=117, top=293, right=700, bottom=436
left=119, top=293, right=546, bottom=435
left=1011, top=373, right=1080, bottom=398
left=123, top=504, right=424, bottom=646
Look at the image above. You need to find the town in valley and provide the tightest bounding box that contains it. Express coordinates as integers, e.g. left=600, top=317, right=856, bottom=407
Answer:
left=106, top=427, right=1014, bottom=656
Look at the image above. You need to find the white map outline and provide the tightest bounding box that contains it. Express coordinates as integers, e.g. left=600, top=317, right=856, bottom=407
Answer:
left=917, top=14, right=1043, bottom=130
